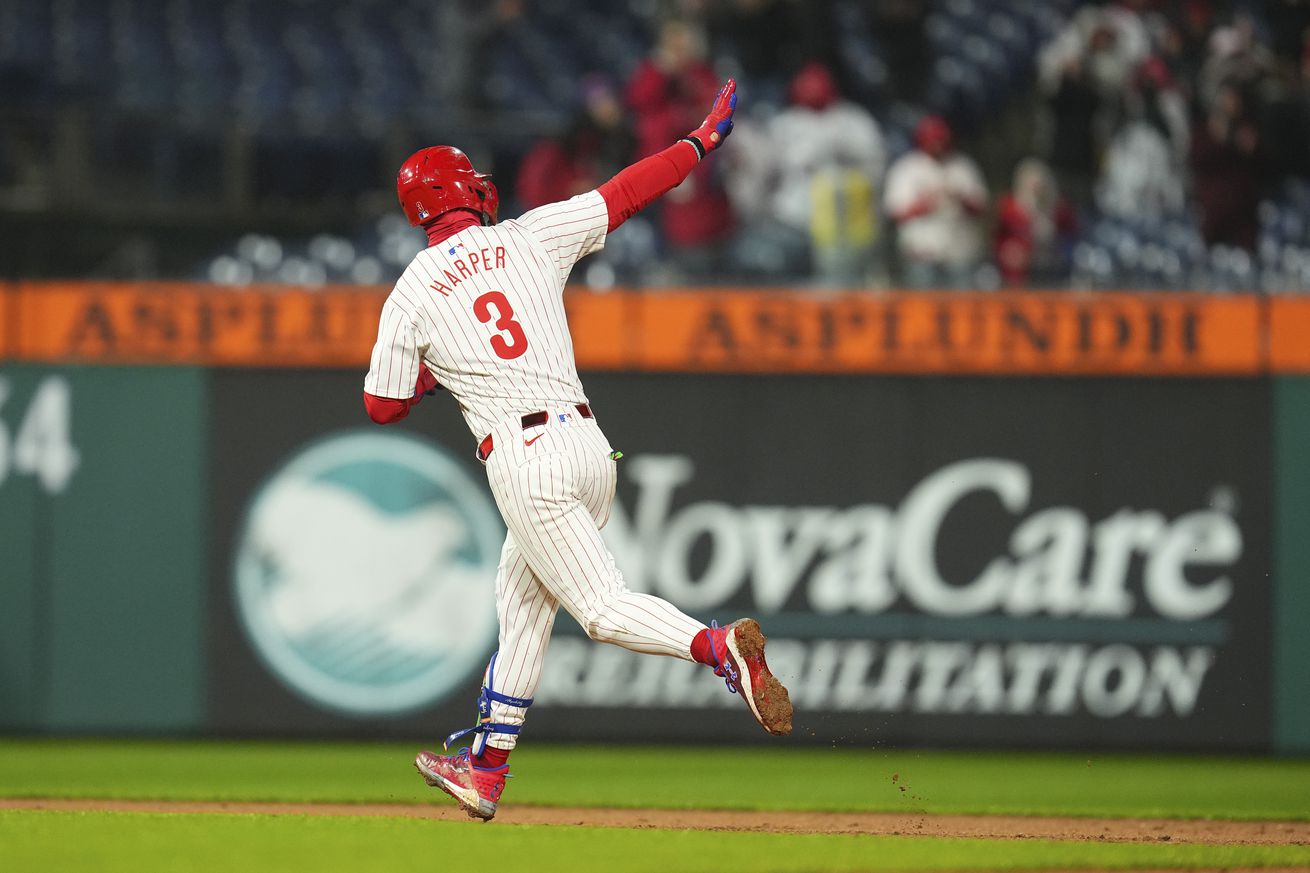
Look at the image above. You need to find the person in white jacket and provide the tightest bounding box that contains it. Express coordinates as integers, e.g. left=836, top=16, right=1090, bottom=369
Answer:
left=884, top=115, right=989, bottom=288
left=768, top=63, right=886, bottom=285
left=726, top=62, right=885, bottom=286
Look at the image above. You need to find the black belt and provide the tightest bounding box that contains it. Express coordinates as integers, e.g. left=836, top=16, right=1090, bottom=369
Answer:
left=477, top=404, right=593, bottom=461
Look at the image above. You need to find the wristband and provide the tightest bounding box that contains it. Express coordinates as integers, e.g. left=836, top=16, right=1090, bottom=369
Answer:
left=680, top=136, right=706, bottom=161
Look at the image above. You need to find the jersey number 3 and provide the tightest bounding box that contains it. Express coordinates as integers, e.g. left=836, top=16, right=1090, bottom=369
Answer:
left=473, top=291, right=529, bottom=360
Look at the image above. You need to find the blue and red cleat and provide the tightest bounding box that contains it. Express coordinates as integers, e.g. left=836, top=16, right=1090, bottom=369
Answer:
left=415, top=748, right=507, bottom=821
left=706, top=618, right=793, bottom=736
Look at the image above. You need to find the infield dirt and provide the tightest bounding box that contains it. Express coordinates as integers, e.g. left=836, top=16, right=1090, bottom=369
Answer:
left=3, top=798, right=1307, bottom=845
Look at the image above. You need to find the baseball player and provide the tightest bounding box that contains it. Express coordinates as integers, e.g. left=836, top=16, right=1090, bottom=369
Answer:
left=363, top=79, right=792, bottom=821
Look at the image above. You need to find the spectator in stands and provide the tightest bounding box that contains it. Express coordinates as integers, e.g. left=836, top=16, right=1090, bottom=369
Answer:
left=1197, top=11, right=1276, bottom=110
left=1191, top=80, right=1263, bottom=251
left=1041, top=45, right=1102, bottom=212
left=706, top=0, right=826, bottom=107
left=1133, top=56, right=1191, bottom=161
left=1038, top=1, right=1152, bottom=210
left=1039, top=2, right=1152, bottom=106
left=745, top=62, right=887, bottom=286
left=465, top=0, right=537, bottom=109
left=883, top=115, right=988, bottom=289
left=716, top=113, right=802, bottom=281
left=626, top=19, right=734, bottom=278
left=1096, top=58, right=1190, bottom=220
left=516, top=76, right=634, bottom=210
left=1269, top=0, right=1310, bottom=66
left=1149, top=0, right=1215, bottom=107
left=1264, top=29, right=1310, bottom=182
left=994, top=158, right=1078, bottom=287
left=872, top=0, right=931, bottom=104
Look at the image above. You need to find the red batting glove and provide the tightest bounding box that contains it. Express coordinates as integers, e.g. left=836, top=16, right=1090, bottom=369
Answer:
left=414, top=362, right=440, bottom=399
left=682, top=79, right=737, bottom=160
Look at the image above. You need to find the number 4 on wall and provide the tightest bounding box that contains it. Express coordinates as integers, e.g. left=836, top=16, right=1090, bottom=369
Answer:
left=0, top=375, right=81, bottom=494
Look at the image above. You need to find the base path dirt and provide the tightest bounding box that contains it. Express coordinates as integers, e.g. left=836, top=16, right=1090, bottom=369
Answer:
left=3, top=798, right=1308, bottom=845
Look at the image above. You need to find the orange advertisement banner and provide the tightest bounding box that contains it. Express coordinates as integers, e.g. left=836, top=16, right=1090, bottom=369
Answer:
left=584, top=290, right=1265, bottom=375
left=1, top=281, right=1306, bottom=374
left=0, top=282, right=13, bottom=362
left=9, top=282, right=387, bottom=366
left=1270, top=295, right=1310, bottom=373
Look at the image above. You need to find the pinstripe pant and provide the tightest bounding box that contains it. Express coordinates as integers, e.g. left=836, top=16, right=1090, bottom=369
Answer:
left=480, top=409, right=706, bottom=749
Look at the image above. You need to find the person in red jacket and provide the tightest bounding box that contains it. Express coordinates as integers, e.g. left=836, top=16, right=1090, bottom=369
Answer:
left=624, top=20, right=734, bottom=275
left=1191, top=80, right=1262, bottom=251
left=516, top=76, right=634, bottom=210
left=994, top=158, right=1078, bottom=286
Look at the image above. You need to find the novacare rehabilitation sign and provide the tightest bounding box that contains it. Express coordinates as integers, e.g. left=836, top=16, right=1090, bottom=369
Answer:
left=532, top=374, right=1270, bottom=748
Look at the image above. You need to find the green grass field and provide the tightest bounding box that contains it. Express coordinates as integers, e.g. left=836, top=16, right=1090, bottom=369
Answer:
left=3, top=740, right=1309, bottom=873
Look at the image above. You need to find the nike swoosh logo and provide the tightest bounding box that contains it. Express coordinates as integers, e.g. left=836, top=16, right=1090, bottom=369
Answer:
left=524, top=433, right=545, bottom=447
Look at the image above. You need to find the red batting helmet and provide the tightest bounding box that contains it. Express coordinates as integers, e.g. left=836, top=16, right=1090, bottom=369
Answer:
left=396, top=146, right=500, bottom=227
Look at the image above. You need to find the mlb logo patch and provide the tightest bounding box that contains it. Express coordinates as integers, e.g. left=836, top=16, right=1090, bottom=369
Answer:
left=557, top=412, right=574, bottom=424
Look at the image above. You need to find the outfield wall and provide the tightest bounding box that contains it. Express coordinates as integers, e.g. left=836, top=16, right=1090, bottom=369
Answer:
left=1, top=284, right=1307, bottom=753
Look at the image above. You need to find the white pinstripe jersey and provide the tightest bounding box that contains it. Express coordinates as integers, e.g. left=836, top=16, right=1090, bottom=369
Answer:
left=365, top=191, right=609, bottom=439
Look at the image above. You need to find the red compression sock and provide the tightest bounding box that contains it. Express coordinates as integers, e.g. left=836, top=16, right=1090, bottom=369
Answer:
left=474, top=746, right=510, bottom=769
left=690, top=629, right=716, bottom=666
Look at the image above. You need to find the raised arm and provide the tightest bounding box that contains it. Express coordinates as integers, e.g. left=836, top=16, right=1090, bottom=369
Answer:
left=597, top=79, right=737, bottom=233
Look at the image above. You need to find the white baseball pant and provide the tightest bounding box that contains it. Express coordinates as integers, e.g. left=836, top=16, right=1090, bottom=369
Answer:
left=478, top=408, right=707, bottom=749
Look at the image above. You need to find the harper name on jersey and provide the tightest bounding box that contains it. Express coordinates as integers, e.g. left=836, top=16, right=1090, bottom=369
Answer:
left=429, top=246, right=508, bottom=296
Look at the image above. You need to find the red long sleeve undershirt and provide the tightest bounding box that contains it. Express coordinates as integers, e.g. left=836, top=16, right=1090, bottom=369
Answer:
left=364, top=141, right=700, bottom=425
left=364, top=392, right=412, bottom=424
left=364, top=361, right=440, bottom=424
left=596, top=140, right=700, bottom=232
